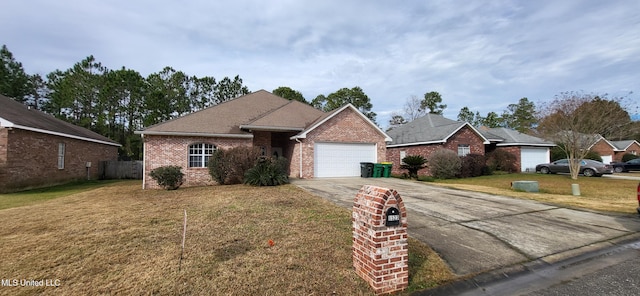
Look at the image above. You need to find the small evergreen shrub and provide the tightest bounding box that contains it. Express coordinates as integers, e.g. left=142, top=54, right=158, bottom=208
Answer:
left=486, top=150, right=517, bottom=173
left=400, top=155, right=427, bottom=179
left=149, top=165, right=184, bottom=190
left=208, top=147, right=262, bottom=185
left=428, top=149, right=461, bottom=179
left=458, top=154, right=490, bottom=178
left=244, top=157, right=289, bottom=186
left=622, top=153, right=639, bottom=162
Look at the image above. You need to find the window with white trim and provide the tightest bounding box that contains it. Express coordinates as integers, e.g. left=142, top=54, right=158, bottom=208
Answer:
left=400, top=150, right=407, bottom=165
left=57, top=143, right=65, bottom=169
left=457, top=144, right=470, bottom=157
left=188, top=143, right=216, bottom=168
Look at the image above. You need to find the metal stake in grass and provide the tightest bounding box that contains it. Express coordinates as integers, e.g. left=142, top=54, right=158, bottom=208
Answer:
left=179, top=209, right=187, bottom=271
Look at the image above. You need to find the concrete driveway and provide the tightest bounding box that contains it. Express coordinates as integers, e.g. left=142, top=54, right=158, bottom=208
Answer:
left=292, top=177, right=640, bottom=276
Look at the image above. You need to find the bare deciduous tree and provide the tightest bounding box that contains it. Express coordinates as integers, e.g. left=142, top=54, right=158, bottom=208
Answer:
left=403, top=95, right=427, bottom=121
left=536, top=91, right=633, bottom=179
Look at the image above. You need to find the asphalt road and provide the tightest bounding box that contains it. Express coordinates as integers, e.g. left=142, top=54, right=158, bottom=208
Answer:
left=292, top=177, right=640, bottom=277
left=421, top=239, right=640, bottom=296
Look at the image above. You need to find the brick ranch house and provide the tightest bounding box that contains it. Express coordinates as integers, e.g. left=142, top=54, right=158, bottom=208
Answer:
left=589, top=136, right=640, bottom=163
left=385, top=113, right=555, bottom=176
left=136, top=90, right=391, bottom=189
left=610, top=140, right=640, bottom=161
left=0, top=94, right=120, bottom=192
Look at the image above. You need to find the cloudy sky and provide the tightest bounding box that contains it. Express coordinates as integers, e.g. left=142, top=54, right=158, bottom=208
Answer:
left=2, top=0, right=639, bottom=126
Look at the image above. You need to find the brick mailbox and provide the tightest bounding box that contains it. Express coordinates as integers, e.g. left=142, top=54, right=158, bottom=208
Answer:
left=352, top=185, right=408, bottom=294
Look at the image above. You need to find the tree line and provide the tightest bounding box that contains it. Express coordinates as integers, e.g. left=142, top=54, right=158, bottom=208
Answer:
left=2, top=45, right=384, bottom=160
left=1, top=45, right=250, bottom=159
left=3, top=43, right=638, bottom=168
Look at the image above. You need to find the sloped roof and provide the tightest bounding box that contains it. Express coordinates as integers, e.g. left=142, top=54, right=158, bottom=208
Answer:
left=386, top=113, right=488, bottom=147
left=610, top=140, right=640, bottom=151
left=0, top=94, right=120, bottom=146
left=140, top=90, right=322, bottom=137
left=138, top=90, right=386, bottom=140
left=480, top=127, right=555, bottom=147
left=241, top=100, right=325, bottom=131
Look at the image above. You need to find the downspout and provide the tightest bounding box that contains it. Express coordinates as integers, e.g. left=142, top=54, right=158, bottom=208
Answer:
left=141, top=134, right=146, bottom=189
left=296, top=138, right=303, bottom=178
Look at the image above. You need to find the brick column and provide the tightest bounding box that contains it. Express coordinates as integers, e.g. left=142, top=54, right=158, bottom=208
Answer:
left=352, top=185, right=408, bottom=294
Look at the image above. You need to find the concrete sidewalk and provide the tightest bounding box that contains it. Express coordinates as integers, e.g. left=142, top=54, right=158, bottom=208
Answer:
left=292, top=177, right=640, bottom=276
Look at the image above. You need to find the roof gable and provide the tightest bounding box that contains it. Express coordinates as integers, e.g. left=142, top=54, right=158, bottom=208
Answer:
left=610, top=140, right=640, bottom=151
left=0, top=94, right=120, bottom=146
left=387, top=113, right=488, bottom=147
left=292, top=104, right=392, bottom=141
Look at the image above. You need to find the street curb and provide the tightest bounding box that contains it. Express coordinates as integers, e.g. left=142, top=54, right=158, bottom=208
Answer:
left=413, top=233, right=640, bottom=296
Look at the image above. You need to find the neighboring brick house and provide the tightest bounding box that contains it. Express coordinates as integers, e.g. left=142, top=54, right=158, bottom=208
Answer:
left=386, top=114, right=554, bottom=176
left=136, top=90, right=390, bottom=189
left=610, top=140, right=640, bottom=161
left=0, top=95, right=120, bottom=192
left=480, top=127, right=556, bottom=172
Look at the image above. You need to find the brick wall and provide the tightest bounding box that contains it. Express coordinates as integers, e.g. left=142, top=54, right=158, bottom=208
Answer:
left=591, top=139, right=614, bottom=161
left=293, top=108, right=388, bottom=178
left=142, top=135, right=252, bottom=189
left=387, top=126, right=485, bottom=176
left=0, top=128, right=118, bottom=193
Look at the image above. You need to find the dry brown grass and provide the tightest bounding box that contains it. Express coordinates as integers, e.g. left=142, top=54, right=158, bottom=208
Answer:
left=0, top=181, right=454, bottom=295
left=435, top=173, right=640, bottom=214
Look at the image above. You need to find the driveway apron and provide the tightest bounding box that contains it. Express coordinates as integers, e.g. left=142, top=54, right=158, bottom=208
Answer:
left=292, top=177, right=640, bottom=276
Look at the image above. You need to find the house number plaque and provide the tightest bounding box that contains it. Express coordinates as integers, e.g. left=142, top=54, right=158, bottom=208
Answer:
left=385, top=207, right=401, bottom=226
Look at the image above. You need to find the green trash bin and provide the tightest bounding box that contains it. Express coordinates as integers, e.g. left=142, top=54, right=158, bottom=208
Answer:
left=373, top=163, right=384, bottom=178
left=381, top=162, right=392, bottom=178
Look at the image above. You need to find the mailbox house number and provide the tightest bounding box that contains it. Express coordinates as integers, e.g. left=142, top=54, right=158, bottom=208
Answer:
left=385, top=207, right=401, bottom=226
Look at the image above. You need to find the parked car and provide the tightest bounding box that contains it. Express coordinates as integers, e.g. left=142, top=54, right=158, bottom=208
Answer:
left=535, top=159, right=613, bottom=177
left=612, top=158, right=640, bottom=173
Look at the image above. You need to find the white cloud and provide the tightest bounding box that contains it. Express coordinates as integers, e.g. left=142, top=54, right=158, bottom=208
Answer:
left=1, top=0, right=638, bottom=126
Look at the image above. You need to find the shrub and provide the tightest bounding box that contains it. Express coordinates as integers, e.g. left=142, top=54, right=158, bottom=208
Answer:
left=486, top=149, right=517, bottom=173
left=583, top=150, right=602, bottom=162
left=428, top=149, right=461, bottom=179
left=400, top=155, right=427, bottom=179
left=458, top=154, right=490, bottom=178
left=208, top=147, right=262, bottom=185
left=622, top=153, right=639, bottom=162
left=149, top=166, right=184, bottom=190
left=244, top=157, right=289, bottom=186
left=550, top=145, right=567, bottom=162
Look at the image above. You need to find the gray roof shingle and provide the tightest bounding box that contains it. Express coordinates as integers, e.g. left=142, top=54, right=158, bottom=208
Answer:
left=140, top=90, right=330, bottom=136
left=0, top=94, right=120, bottom=146
left=387, top=114, right=472, bottom=146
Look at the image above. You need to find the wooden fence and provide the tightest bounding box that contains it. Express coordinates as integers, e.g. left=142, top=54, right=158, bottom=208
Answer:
left=100, top=160, right=143, bottom=179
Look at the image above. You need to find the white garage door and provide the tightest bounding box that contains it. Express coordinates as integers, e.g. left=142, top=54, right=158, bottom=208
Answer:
left=315, top=142, right=377, bottom=177
left=601, top=155, right=613, bottom=164
left=520, top=147, right=549, bottom=172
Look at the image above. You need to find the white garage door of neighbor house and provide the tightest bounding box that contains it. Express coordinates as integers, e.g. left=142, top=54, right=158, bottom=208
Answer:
left=314, top=143, right=377, bottom=177
left=520, top=147, right=549, bottom=172
left=601, top=155, right=613, bottom=164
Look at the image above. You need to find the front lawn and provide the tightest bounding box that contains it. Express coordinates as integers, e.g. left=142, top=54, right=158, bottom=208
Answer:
left=433, top=173, right=640, bottom=214
left=0, top=181, right=454, bottom=295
